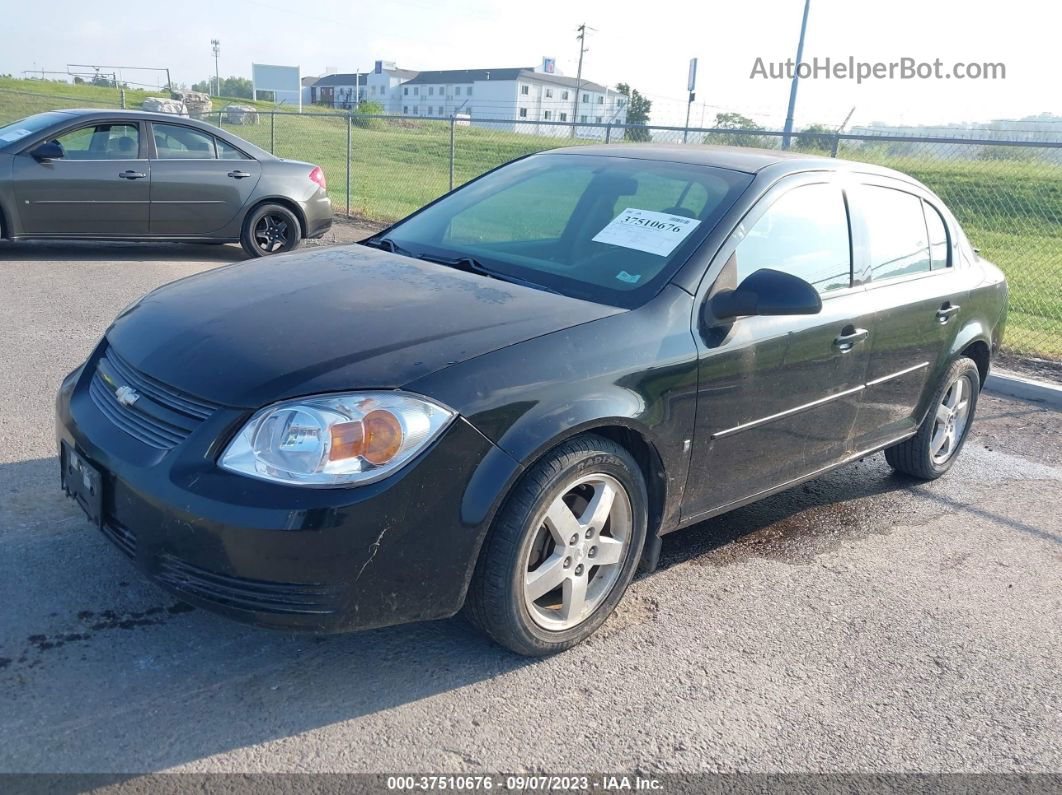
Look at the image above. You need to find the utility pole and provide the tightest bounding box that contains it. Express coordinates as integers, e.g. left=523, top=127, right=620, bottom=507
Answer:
left=781, top=0, right=810, bottom=150
left=683, top=57, right=698, bottom=144
left=211, top=39, right=221, bottom=97
left=570, top=23, right=594, bottom=138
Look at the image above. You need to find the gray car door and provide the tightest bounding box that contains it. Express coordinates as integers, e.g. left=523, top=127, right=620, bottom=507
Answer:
left=12, top=120, right=150, bottom=235
left=147, top=122, right=262, bottom=236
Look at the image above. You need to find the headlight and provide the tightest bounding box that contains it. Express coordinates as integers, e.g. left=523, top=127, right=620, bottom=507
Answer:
left=219, top=392, right=455, bottom=487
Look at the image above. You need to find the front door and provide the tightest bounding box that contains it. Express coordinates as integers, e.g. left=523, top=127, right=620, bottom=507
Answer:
left=147, top=121, right=261, bottom=236
left=12, top=120, right=150, bottom=235
left=682, top=179, right=874, bottom=522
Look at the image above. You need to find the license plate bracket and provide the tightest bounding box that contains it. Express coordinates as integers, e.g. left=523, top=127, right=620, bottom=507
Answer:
left=61, top=443, right=103, bottom=528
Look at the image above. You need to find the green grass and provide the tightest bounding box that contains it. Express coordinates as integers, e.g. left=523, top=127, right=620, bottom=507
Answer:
left=1, top=77, right=1060, bottom=359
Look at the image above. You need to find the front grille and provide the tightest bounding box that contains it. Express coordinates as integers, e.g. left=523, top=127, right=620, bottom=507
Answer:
left=155, top=556, right=341, bottom=615
left=100, top=520, right=137, bottom=559
left=89, top=350, right=220, bottom=450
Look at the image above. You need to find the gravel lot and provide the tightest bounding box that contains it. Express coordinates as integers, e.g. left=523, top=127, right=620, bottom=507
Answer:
left=1, top=228, right=1060, bottom=775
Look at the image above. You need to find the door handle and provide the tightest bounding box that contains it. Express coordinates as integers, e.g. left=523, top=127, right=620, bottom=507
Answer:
left=833, top=326, right=869, bottom=352
left=936, top=303, right=961, bottom=324
left=227, top=170, right=252, bottom=179
left=118, top=170, right=147, bottom=180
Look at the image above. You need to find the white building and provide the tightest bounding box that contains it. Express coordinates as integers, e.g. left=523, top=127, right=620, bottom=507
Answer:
left=310, top=60, right=627, bottom=138
left=399, top=65, right=627, bottom=138
left=309, top=63, right=417, bottom=110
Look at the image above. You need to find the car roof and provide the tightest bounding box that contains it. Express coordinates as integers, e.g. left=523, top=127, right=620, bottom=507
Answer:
left=546, top=142, right=915, bottom=182
left=42, top=107, right=217, bottom=126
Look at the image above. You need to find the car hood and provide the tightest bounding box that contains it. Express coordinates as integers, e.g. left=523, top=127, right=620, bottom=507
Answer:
left=106, top=245, right=621, bottom=407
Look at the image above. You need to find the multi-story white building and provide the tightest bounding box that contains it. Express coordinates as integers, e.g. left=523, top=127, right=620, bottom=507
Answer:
left=311, top=60, right=627, bottom=138
left=399, top=65, right=627, bottom=138
left=309, top=63, right=417, bottom=110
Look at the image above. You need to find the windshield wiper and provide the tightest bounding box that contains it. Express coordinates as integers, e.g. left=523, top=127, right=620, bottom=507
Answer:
left=361, top=236, right=414, bottom=256
left=417, top=253, right=560, bottom=295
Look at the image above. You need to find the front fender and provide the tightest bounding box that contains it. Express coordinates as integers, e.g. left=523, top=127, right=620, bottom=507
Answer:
left=409, top=286, right=701, bottom=538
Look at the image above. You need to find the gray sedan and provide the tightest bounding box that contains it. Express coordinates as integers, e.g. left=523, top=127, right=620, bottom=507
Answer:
left=0, top=109, right=332, bottom=257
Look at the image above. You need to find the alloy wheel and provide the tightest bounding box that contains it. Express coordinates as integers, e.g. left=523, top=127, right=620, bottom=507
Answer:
left=254, top=214, right=290, bottom=253
left=931, top=373, right=973, bottom=464
left=522, top=473, right=632, bottom=630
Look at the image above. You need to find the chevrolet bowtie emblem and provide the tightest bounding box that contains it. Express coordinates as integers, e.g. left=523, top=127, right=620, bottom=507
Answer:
left=114, top=385, right=140, bottom=407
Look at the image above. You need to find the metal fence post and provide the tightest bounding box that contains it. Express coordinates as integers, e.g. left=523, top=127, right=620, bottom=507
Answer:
left=605, top=123, right=612, bottom=144
left=270, top=112, right=275, bottom=154
left=346, top=113, right=352, bottom=218
left=449, top=114, right=456, bottom=192
left=119, top=89, right=126, bottom=109
left=830, top=133, right=840, bottom=158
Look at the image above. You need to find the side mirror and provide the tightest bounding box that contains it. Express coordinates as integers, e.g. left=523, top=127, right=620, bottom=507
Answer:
left=30, top=141, right=64, bottom=161
left=708, top=268, right=823, bottom=320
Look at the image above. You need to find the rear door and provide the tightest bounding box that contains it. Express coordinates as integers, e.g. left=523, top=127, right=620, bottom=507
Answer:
left=12, top=120, right=150, bottom=235
left=847, top=182, right=970, bottom=451
left=147, top=122, right=261, bottom=236
left=682, top=176, right=875, bottom=521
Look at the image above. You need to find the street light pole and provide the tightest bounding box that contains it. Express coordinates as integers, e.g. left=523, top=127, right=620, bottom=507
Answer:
left=211, top=39, right=221, bottom=97
left=781, top=0, right=810, bottom=150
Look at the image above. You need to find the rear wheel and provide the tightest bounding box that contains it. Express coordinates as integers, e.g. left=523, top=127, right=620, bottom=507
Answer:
left=885, top=357, right=980, bottom=480
left=465, top=435, right=647, bottom=656
left=240, top=204, right=302, bottom=258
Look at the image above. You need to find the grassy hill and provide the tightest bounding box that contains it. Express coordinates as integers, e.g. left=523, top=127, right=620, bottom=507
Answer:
left=1, top=77, right=1059, bottom=358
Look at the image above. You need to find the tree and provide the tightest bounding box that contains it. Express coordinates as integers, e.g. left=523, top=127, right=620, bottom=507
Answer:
left=616, top=82, right=652, bottom=142
left=704, top=112, right=771, bottom=148
left=795, top=123, right=835, bottom=153
left=192, top=76, right=253, bottom=99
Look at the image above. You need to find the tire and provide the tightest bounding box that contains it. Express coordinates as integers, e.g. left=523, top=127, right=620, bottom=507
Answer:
left=464, top=434, right=648, bottom=656
left=885, top=357, right=980, bottom=480
left=240, top=203, right=302, bottom=258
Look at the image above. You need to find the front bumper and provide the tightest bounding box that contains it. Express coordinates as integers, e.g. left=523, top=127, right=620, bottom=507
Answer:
left=56, top=347, right=515, bottom=632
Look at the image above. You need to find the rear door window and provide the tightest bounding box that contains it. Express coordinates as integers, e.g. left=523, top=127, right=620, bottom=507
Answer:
left=54, top=123, right=140, bottom=160
left=153, top=123, right=217, bottom=159
left=216, top=138, right=251, bottom=160
left=860, top=185, right=932, bottom=280
left=734, top=183, right=852, bottom=294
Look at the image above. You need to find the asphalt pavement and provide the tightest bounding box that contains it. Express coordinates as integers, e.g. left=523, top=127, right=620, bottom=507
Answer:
left=1, top=234, right=1059, bottom=774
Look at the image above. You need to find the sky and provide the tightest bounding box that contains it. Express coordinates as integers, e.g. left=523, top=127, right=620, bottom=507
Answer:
left=2, top=0, right=1057, bottom=130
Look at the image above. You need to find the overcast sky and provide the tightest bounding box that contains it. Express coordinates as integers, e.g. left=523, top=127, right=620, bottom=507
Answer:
left=3, top=0, right=1055, bottom=129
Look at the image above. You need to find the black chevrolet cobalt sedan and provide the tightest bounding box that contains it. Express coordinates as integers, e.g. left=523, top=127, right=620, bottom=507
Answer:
left=57, top=144, right=1008, bottom=655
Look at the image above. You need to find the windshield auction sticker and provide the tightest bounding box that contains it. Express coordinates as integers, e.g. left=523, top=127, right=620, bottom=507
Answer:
left=592, top=208, right=701, bottom=257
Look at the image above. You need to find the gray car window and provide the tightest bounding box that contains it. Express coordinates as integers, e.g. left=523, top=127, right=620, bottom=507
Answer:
left=216, top=138, right=251, bottom=160
left=54, top=123, right=140, bottom=160
left=734, top=183, right=852, bottom=294
left=153, top=123, right=217, bottom=159
left=860, top=185, right=932, bottom=280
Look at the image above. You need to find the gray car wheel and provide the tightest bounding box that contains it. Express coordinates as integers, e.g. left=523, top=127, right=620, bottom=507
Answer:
left=241, top=204, right=302, bottom=258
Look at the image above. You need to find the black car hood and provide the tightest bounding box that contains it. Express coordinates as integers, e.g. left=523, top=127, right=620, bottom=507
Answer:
left=106, top=245, right=620, bottom=407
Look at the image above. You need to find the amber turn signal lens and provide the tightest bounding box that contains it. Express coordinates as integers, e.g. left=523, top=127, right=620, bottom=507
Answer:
left=363, top=410, right=403, bottom=465
left=328, top=420, right=365, bottom=461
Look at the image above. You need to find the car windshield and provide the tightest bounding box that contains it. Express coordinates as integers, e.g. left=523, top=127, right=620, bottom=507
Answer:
left=0, top=112, right=71, bottom=148
left=375, top=153, right=753, bottom=307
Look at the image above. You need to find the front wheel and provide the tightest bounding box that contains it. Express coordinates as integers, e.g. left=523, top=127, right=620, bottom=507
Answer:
left=464, top=435, right=648, bottom=656
left=240, top=204, right=302, bottom=258
left=885, top=357, right=980, bottom=480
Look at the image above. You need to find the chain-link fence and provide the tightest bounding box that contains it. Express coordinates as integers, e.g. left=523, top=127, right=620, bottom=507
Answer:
left=2, top=86, right=1060, bottom=362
